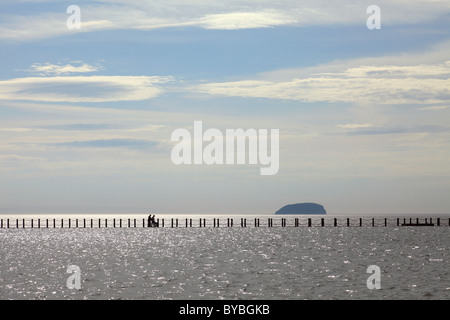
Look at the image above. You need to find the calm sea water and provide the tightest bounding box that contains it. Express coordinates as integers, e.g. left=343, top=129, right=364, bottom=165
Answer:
left=0, top=214, right=449, bottom=300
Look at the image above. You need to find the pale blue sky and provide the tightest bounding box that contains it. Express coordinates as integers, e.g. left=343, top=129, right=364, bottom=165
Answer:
left=1, top=1, right=449, bottom=214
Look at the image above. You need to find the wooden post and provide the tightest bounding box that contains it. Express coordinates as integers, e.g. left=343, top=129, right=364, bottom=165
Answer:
left=437, top=218, right=440, bottom=226
left=190, top=219, right=192, bottom=227
left=397, top=218, right=399, bottom=226
left=38, top=219, right=40, bottom=228
left=308, top=218, right=312, bottom=227
left=347, top=218, right=350, bottom=227
left=385, top=218, right=387, bottom=227
left=7, top=219, right=9, bottom=228
left=23, top=218, right=25, bottom=228
left=31, top=219, right=33, bottom=228
left=134, top=219, right=136, bottom=228
left=372, top=218, right=374, bottom=227
left=171, top=218, right=174, bottom=228
left=359, top=218, right=362, bottom=227
left=334, top=218, right=337, bottom=227
left=321, top=218, right=324, bottom=227
left=120, top=219, right=122, bottom=228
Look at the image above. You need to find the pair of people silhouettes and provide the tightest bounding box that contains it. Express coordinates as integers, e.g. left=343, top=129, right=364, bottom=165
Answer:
left=147, top=214, right=157, bottom=227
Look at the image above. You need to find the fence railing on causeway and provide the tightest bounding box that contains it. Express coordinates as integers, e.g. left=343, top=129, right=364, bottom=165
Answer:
left=0, top=217, right=448, bottom=229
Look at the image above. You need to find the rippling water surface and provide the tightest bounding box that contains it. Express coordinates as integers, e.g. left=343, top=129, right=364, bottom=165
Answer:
left=1, top=219, right=449, bottom=300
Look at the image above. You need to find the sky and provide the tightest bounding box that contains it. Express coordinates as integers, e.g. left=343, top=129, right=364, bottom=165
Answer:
left=0, top=0, right=449, bottom=215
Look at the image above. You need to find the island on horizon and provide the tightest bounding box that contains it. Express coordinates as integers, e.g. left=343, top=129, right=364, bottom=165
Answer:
left=274, top=203, right=327, bottom=215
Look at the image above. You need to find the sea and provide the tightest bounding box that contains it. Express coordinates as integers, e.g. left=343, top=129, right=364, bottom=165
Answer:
left=0, top=214, right=449, bottom=300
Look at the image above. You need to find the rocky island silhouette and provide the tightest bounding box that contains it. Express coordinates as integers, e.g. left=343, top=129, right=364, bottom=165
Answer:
left=274, top=203, right=326, bottom=215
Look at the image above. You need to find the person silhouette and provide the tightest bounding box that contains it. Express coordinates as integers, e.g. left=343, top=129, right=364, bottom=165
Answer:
left=148, top=214, right=157, bottom=227
left=147, top=214, right=152, bottom=227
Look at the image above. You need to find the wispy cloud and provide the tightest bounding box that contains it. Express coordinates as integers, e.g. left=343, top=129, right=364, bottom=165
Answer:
left=196, top=10, right=296, bottom=30
left=47, top=138, right=161, bottom=150
left=195, top=59, right=450, bottom=105
left=338, top=124, right=450, bottom=135
left=0, top=75, right=173, bottom=102
left=25, top=61, right=102, bottom=76
left=1, top=0, right=449, bottom=41
left=337, top=123, right=375, bottom=129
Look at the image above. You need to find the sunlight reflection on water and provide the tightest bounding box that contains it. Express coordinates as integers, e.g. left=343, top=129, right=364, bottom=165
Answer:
left=0, top=224, right=449, bottom=300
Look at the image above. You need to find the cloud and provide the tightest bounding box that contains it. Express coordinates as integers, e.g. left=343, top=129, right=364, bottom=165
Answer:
left=1, top=0, right=449, bottom=41
left=47, top=138, right=161, bottom=150
left=419, top=105, right=449, bottom=111
left=196, top=10, right=296, bottom=30
left=337, top=123, right=374, bottom=129
left=194, top=57, right=450, bottom=105
left=0, top=75, right=173, bottom=102
left=338, top=124, right=450, bottom=135
left=196, top=76, right=450, bottom=105
left=0, top=127, right=33, bottom=132
left=37, top=123, right=121, bottom=131
left=25, top=62, right=101, bottom=76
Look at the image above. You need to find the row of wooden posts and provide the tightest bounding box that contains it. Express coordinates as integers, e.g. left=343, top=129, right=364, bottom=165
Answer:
left=0, top=217, right=448, bottom=229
